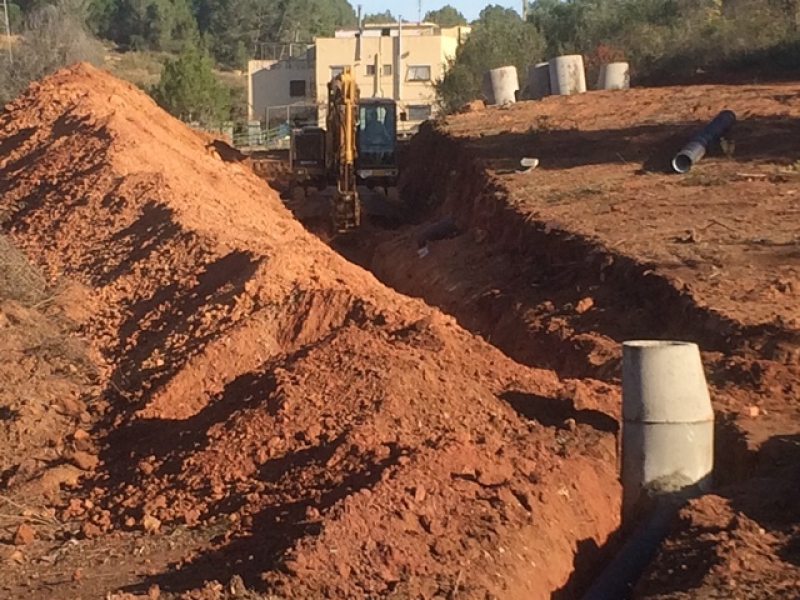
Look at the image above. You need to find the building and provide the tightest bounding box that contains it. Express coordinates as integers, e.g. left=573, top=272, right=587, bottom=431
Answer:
left=247, top=22, right=470, bottom=135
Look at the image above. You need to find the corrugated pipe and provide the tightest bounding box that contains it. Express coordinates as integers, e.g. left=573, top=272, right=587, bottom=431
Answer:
left=580, top=495, right=680, bottom=600
left=672, top=110, right=736, bottom=174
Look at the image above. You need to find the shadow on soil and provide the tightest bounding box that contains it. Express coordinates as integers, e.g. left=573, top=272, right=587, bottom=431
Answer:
left=733, top=433, right=800, bottom=567
left=0, top=114, right=111, bottom=227
left=78, top=195, right=262, bottom=421
left=136, top=444, right=402, bottom=595
left=462, top=114, right=800, bottom=173
left=97, top=371, right=274, bottom=510
left=498, top=390, right=621, bottom=599
left=500, top=391, right=618, bottom=434
left=2, top=112, right=265, bottom=427
left=632, top=432, right=800, bottom=597
left=105, top=247, right=260, bottom=413
left=101, top=365, right=407, bottom=596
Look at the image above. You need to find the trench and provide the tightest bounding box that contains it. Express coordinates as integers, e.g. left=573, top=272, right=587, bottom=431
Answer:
left=269, top=123, right=775, bottom=598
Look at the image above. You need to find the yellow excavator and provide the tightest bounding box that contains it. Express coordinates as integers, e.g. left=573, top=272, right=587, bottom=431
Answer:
left=326, top=67, right=360, bottom=231
left=289, top=67, right=400, bottom=233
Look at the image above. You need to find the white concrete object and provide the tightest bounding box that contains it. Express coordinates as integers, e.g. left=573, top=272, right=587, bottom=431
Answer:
left=597, top=62, right=630, bottom=90
left=484, top=66, right=519, bottom=105
left=526, top=62, right=551, bottom=100
left=620, top=340, right=714, bottom=523
left=548, top=54, right=587, bottom=95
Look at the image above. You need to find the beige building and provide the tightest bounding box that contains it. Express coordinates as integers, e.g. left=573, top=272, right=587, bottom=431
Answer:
left=247, top=22, right=470, bottom=134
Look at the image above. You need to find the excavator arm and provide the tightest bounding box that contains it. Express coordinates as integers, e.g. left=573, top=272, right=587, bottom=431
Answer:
left=326, top=67, right=360, bottom=233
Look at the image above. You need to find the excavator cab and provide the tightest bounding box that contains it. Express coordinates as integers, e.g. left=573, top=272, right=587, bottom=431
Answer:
left=356, top=99, right=398, bottom=191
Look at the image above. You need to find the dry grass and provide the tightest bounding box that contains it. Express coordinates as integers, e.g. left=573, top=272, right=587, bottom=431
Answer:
left=0, top=234, right=49, bottom=306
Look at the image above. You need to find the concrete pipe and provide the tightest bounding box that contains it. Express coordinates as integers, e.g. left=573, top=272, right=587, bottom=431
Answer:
left=548, top=55, right=587, bottom=96
left=597, top=62, right=630, bottom=90
left=526, top=62, right=551, bottom=100
left=483, top=66, right=519, bottom=105
left=620, top=340, right=714, bottom=524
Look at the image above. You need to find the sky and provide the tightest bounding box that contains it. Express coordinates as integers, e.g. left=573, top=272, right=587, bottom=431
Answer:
left=354, top=1, right=522, bottom=23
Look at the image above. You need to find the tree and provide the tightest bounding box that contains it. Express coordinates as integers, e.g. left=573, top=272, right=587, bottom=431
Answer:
left=0, top=1, right=105, bottom=102
left=101, top=0, right=198, bottom=51
left=424, top=4, right=467, bottom=26
left=150, top=42, right=230, bottom=125
left=436, top=5, right=545, bottom=112
left=362, top=10, right=395, bottom=23
left=195, top=0, right=356, bottom=68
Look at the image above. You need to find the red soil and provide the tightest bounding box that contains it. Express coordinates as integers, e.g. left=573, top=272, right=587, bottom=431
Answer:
left=0, top=63, right=621, bottom=599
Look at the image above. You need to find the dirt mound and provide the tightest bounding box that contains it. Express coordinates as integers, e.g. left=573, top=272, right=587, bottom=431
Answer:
left=0, top=63, right=620, bottom=598
left=634, top=441, right=800, bottom=599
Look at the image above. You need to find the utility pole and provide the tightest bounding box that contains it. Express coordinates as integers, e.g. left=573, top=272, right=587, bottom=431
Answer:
left=1, top=0, right=11, bottom=62
left=418, top=0, right=422, bottom=23
left=521, top=0, right=527, bottom=20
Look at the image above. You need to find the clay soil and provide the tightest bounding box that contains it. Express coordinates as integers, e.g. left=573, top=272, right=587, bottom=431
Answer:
left=2, top=62, right=800, bottom=600
left=0, top=64, right=625, bottom=600
left=310, top=84, right=800, bottom=598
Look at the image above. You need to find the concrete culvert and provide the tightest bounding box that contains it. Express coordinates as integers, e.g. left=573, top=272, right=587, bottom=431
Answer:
left=597, top=62, right=630, bottom=91
left=620, top=340, right=714, bottom=524
left=484, top=66, right=520, bottom=105
left=526, top=62, right=551, bottom=100
left=549, top=55, right=587, bottom=95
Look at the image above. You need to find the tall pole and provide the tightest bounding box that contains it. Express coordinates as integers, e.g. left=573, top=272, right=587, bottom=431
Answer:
left=521, top=0, right=527, bottom=20
left=2, top=0, right=12, bottom=62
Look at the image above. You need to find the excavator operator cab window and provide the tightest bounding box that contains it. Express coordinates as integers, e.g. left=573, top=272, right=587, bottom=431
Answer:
left=358, top=104, right=396, bottom=168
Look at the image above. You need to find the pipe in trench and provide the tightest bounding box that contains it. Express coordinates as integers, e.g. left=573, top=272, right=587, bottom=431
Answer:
left=672, top=110, right=736, bottom=174
left=579, top=496, right=681, bottom=600
left=582, top=339, right=714, bottom=599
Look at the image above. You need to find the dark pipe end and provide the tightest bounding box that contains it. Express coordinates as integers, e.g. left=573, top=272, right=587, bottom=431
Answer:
left=672, top=153, right=693, bottom=174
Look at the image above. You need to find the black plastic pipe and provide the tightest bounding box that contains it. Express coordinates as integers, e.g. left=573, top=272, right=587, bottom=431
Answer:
left=579, top=498, right=681, bottom=600
left=672, top=110, right=736, bottom=174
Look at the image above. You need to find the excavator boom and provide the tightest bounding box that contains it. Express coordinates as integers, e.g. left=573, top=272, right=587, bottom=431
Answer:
left=327, top=67, right=360, bottom=232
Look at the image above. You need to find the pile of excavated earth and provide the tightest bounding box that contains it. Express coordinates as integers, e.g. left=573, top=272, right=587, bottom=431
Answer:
left=3, top=62, right=800, bottom=600
left=0, top=63, right=622, bottom=599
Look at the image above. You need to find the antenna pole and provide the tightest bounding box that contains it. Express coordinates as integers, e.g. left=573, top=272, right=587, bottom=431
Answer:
left=1, top=0, right=11, bottom=62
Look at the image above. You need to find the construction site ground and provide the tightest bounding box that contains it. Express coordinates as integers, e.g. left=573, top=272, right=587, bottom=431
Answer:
left=0, top=63, right=798, bottom=600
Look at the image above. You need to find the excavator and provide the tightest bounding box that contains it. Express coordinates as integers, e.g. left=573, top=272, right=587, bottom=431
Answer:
left=289, top=67, right=400, bottom=233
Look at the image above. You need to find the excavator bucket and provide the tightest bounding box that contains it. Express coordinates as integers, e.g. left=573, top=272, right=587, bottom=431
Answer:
left=331, top=191, right=360, bottom=233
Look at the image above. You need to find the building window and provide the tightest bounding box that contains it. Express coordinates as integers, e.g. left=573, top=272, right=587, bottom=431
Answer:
left=382, top=64, right=393, bottom=76
left=289, top=80, right=306, bottom=97
left=407, top=65, right=431, bottom=81
left=407, top=104, right=432, bottom=121
left=366, top=64, right=376, bottom=76
left=330, top=65, right=346, bottom=79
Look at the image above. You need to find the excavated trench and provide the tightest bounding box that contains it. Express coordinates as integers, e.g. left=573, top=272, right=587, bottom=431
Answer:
left=4, top=66, right=796, bottom=599
left=277, top=122, right=783, bottom=596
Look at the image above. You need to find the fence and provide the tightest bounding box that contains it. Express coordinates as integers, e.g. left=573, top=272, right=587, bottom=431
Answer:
left=231, top=123, right=290, bottom=150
